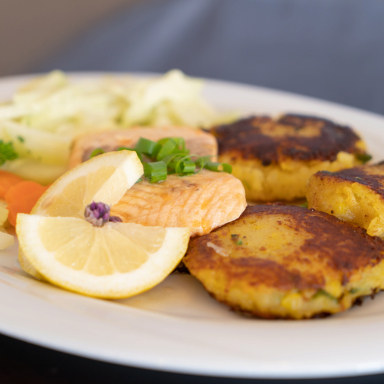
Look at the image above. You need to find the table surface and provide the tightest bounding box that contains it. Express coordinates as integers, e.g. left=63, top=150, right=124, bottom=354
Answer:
left=1, top=333, right=384, bottom=384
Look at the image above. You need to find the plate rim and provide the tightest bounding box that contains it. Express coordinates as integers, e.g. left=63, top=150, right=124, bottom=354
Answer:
left=1, top=72, right=384, bottom=379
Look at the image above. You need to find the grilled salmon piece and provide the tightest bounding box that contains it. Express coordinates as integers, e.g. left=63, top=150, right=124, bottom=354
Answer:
left=307, top=163, right=384, bottom=237
left=111, top=169, right=246, bottom=237
left=210, top=114, right=369, bottom=202
left=69, top=126, right=217, bottom=168
left=184, top=204, right=384, bottom=319
left=70, top=126, right=245, bottom=236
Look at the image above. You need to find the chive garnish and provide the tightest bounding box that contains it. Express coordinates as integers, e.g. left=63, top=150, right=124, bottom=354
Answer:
left=313, top=289, right=337, bottom=301
left=231, top=234, right=243, bottom=245
left=135, top=138, right=159, bottom=157
left=89, top=148, right=105, bottom=158
left=204, top=162, right=232, bottom=174
left=89, top=136, right=232, bottom=183
left=156, top=139, right=178, bottom=160
left=144, top=161, right=167, bottom=183
left=179, top=160, right=196, bottom=174
left=356, top=153, right=372, bottom=164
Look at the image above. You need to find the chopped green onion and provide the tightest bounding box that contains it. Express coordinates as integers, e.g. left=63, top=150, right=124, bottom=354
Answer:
left=174, top=155, right=193, bottom=175
left=204, top=162, right=232, bottom=174
left=179, top=160, right=196, bottom=174
left=230, top=234, right=243, bottom=245
left=143, top=161, right=167, bottom=183
left=89, top=148, right=105, bottom=158
left=172, top=137, right=186, bottom=152
left=156, top=138, right=178, bottom=160
left=313, top=289, right=337, bottom=301
left=135, top=138, right=159, bottom=157
left=195, top=156, right=211, bottom=168
left=356, top=153, right=372, bottom=164
left=161, top=153, right=181, bottom=168
left=125, top=136, right=233, bottom=183
left=17, top=136, right=25, bottom=143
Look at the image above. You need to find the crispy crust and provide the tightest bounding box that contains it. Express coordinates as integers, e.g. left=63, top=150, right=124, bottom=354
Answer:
left=210, top=114, right=366, bottom=165
left=185, top=204, right=384, bottom=289
left=315, top=163, right=384, bottom=200
left=184, top=204, right=384, bottom=318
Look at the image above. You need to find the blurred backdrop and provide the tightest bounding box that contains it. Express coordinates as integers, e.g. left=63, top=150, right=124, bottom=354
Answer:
left=2, top=0, right=384, bottom=115
left=0, top=0, right=139, bottom=77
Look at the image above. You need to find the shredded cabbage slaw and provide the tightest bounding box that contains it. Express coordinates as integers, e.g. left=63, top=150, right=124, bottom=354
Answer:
left=0, top=70, right=229, bottom=184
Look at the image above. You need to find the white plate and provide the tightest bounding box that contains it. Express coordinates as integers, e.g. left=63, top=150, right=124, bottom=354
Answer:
left=1, top=73, right=384, bottom=380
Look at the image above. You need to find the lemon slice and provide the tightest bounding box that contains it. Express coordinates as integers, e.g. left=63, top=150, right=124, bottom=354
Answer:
left=32, top=150, right=143, bottom=217
left=17, top=214, right=189, bottom=298
left=18, top=150, right=143, bottom=279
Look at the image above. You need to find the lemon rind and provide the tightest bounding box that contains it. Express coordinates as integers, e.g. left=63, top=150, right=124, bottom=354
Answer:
left=17, top=214, right=190, bottom=299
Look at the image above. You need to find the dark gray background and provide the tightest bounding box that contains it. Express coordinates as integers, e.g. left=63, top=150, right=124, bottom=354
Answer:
left=40, top=0, right=384, bottom=115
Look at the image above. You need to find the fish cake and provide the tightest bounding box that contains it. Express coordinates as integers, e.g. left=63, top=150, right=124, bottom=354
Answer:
left=210, top=114, right=369, bottom=202
left=111, top=169, right=246, bottom=237
left=307, top=163, right=384, bottom=237
left=69, top=126, right=217, bottom=168
left=184, top=204, right=384, bottom=319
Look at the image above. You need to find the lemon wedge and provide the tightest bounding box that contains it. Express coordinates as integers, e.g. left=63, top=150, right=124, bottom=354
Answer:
left=19, top=150, right=143, bottom=280
left=32, top=150, right=143, bottom=218
left=17, top=215, right=189, bottom=298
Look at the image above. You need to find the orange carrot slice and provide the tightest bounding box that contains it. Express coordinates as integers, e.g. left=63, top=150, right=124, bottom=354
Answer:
left=5, top=181, right=49, bottom=227
left=0, top=170, right=24, bottom=198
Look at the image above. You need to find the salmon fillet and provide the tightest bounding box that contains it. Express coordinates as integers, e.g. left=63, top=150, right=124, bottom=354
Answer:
left=69, top=126, right=217, bottom=168
left=110, top=169, right=246, bottom=237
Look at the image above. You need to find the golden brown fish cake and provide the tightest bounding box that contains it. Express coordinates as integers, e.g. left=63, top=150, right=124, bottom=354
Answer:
left=69, top=126, right=217, bottom=168
left=184, top=204, right=384, bottom=319
left=307, top=163, right=384, bottom=237
left=111, top=169, right=246, bottom=237
left=210, top=114, right=369, bottom=201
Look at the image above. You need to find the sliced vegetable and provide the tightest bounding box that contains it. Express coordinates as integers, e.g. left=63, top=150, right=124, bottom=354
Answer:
left=0, top=120, right=71, bottom=165
left=5, top=181, right=49, bottom=226
left=155, top=138, right=178, bottom=160
left=204, top=162, right=232, bottom=174
left=88, top=136, right=231, bottom=184
left=0, top=169, right=24, bottom=198
left=135, top=138, right=159, bottom=157
left=1, top=159, right=67, bottom=185
left=143, top=161, right=167, bottom=183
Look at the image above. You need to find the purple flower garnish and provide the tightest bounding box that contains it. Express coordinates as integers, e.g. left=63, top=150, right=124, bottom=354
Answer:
left=84, top=201, right=122, bottom=226
left=109, top=216, right=123, bottom=223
